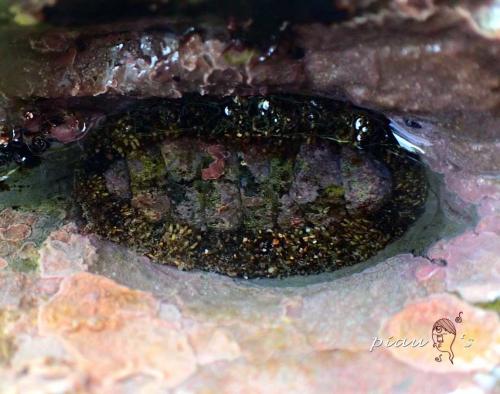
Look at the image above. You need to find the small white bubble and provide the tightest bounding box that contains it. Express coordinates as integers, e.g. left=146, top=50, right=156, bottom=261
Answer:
left=258, top=100, right=270, bottom=111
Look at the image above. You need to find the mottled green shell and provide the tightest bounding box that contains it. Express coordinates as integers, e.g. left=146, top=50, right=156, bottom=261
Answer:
left=76, top=95, right=427, bottom=278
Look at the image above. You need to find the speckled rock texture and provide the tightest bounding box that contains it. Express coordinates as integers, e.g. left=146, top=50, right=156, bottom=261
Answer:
left=0, top=0, right=499, bottom=393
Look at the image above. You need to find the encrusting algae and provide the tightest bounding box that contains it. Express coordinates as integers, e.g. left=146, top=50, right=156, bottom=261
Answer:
left=75, top=94, right=427, bottom=278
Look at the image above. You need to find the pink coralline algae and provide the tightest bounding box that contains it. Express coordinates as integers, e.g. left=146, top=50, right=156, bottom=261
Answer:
left=0, top=209, right=37, bottom=263
left=382, top=293, right=500, bottom=373
left=39, top=272, right=197, bottom=387
left=201, top=144, right=229, bottom=181
left=39, top=223, right=98, bottom=278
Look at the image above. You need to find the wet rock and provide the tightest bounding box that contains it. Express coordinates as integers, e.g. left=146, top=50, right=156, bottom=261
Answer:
left=382, top=293, right=500, bottom=372
left=39, top=272, right=197, bottom=387
left=0, top=208, right=40, bottom=270
left=175, top=350, right=479, bottom=393
left=0, top=3, right=498, bottom=143
left=428, top=231, right=500, bottom=303
left=188, top=325, right=241, bottom=365
left=39, top=223, right=97, bottom=278
left=0, top=223, right=31, bottom=242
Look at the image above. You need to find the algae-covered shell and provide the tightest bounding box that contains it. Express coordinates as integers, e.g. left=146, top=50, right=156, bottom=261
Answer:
left=76, top=94, right=427, bottom=278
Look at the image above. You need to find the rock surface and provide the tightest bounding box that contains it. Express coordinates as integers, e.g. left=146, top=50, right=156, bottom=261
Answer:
left=0, top=0, right=499, bottom=392
left=0, top=1, right=499, bottom=142
left=0, top=138, right=499, bottom=392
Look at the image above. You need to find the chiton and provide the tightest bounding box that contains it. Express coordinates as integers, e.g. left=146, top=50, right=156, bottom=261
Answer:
left=73, top=94, right=427, bottom=278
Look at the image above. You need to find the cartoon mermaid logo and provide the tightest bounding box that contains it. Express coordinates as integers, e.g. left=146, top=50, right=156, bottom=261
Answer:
left=432, top=312, right=463, bottom=365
